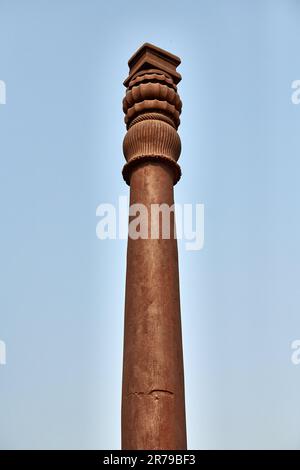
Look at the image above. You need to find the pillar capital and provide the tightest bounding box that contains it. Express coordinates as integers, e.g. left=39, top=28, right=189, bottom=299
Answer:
left=124, top=43, right=182, bottom=87
left=122, top=43, right=182, bottom=186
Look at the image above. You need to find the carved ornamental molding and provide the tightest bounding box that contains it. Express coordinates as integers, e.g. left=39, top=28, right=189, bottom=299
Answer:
left=122, top=43, right=182, bottom=185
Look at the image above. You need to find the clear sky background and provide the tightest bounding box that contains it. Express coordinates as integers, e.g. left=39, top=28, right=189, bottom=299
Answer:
left=1, top=0, right=300, bottom=450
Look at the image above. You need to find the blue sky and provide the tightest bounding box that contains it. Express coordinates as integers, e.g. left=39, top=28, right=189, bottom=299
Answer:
left=0, top=0, right=300, bottom=449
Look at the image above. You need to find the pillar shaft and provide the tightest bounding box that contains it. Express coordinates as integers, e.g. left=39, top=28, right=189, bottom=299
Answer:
left=121, top=44, right=187, bottom=450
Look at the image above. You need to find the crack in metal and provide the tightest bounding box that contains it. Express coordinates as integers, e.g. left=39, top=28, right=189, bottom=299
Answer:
left=127, top=389, right=174, bottom=400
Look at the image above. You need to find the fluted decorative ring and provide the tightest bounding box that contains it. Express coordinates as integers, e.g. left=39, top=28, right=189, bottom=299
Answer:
left=125, top=100, right=180, bottom=128
left=128, top=112, right=176, bottom=129
left=122, top=154, right=182, bottom=186
left=128, top=71, right=177, bottom=91
left=123, top=120, right=181, bottom=163
left=123, top=82, right=182, bottom=114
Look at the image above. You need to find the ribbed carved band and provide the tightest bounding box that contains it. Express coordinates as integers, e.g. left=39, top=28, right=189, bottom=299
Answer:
left=128, top=71, right=177, bottom=91
left=125, top=100, right=180, bottom=129
left=128, top=112, right=176, bottom=129
left=122, top=154, right=181, bottom=186
left=123, top=120, right=181, bottom=162
left=123, top=82, right=182, bottom=114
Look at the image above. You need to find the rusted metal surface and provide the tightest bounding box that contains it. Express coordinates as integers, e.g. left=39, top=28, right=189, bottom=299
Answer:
left=121, top=44, right=187, bottom=450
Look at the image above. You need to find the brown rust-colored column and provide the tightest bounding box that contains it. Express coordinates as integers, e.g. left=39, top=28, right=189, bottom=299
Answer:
left=121, top=44, right=187, bottom=450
